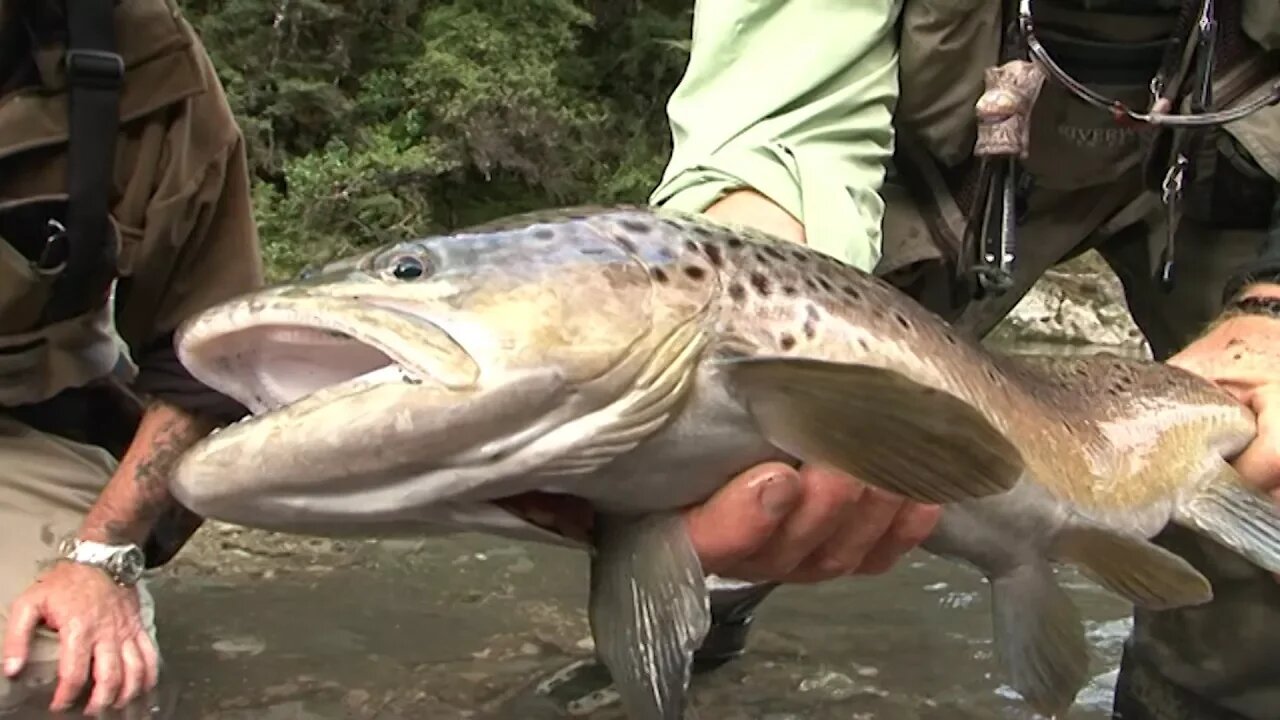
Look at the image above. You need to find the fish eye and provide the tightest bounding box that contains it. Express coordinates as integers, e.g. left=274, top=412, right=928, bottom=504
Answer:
left=389, top=255, right=427, bottom=281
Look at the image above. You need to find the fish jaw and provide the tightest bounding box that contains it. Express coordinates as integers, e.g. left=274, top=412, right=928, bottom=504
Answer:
left=169, top=286, right=598, bottom=545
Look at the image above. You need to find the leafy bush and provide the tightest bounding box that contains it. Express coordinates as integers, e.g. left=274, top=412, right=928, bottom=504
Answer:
left=184, top=0, right=692, bottom=280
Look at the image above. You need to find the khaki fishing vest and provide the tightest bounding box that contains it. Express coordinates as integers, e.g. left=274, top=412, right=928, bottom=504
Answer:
left=0, top=0, right=211, bottom=407
left=882, top=0, right=1280, bottom=284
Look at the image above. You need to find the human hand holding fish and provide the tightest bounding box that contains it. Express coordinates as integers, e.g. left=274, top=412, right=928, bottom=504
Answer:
left=501, top=461, right=943, bottom=582
left=1167, top=288, right=1280, bottom=580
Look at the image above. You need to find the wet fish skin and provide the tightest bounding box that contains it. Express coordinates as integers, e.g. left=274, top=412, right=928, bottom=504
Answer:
left=168, top=205, right=1280, bottom=720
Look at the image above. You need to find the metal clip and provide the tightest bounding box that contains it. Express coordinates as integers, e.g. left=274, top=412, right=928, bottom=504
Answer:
left=1157, top=155, right=1189, bottom=290
left=37, top=219, right=68, bottom=271
left=971, top=159, right=1019, bottom=298
left=1190, top=0, right=1217, bottom=113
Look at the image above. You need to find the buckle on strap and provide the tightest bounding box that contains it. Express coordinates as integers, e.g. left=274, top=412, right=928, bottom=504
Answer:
left=64, top=49, right=125, bottom=90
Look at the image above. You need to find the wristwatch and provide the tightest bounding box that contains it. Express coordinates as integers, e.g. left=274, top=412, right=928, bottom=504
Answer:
left=58, top=537, right=147, bottom=587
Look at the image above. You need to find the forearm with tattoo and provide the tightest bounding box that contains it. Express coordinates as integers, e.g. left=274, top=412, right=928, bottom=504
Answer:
left=77, top=401, right=215, bottom=546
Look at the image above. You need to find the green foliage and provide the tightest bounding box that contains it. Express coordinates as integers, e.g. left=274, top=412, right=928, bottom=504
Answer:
left=185, top=0, right=693, bottom=280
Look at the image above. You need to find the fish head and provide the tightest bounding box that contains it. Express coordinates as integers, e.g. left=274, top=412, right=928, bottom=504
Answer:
left=169, top=210, right=684, bottom=541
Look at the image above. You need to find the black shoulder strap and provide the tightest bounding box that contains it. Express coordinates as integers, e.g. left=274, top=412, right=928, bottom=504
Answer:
left=54, top=0, right=123, bottom=321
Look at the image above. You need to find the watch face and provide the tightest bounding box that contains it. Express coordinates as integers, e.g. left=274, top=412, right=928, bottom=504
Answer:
left=114, top=547, right=146, bottom=583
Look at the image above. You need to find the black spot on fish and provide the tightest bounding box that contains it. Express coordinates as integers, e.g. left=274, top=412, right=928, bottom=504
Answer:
left=790, top=249, right=808, bottom=262
left=893, top=312, right=911, bottom=331
left=857, top=338, right=870, bottom=352
left=685, top=239, right=700, bottom=254
left=750, top=272, right=771, bottom=296
left=651, top=267, right=669, bottom=283
left=782, top=284, right=797, bottom=296
left=728, top=282, right=746, bottom=303
left=663, top=219, right=685, bottom=232
left=691, top=225, right=714, bottom=239
left=754, top=250, right=772, bottom=265
left=703, top=243, right=724, bottom=267
left=533, top=227, right=555, bottom=240
left=780, top=333, right=797, bottom=351
left=614, top=234, right=638, bottom=254
left=683, top=265, right=707, bottom=281
left=815, top=276, right=836, bottom=294
left=985, top=367, right=998, bottom=381
left=944, top=331, right=958, bottom=345
left=842, top=285, right=862, bottom=301
left=620, top=218, right=653, bottom=234
left=727, top=236, right=743, bottom=249
left=803, top=305, right=819, bottom=339
left=762, top=246, right=788, bottom=262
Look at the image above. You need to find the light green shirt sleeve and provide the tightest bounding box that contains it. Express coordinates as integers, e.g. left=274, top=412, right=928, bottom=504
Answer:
left=649, top=0, right=903, bottom=272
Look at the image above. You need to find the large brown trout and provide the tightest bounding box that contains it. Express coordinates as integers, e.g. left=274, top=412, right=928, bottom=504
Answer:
left=168, top=206, right=1280, bottom=720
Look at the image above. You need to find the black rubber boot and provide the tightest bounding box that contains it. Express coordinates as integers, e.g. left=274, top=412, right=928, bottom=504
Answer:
left=691, top=581, right=778, bottom=673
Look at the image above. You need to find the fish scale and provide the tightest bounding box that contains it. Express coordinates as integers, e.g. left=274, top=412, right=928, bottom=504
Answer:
left=169, top=204, right=1280, bottom=720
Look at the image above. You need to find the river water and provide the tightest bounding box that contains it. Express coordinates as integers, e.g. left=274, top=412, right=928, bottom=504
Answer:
left=142, top=342, right=1147, bottom=720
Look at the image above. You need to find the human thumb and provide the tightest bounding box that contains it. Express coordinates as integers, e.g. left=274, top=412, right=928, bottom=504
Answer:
left=683, top=462, right=801, bottom=575
left=1233, top=385, right=1280, bottom=495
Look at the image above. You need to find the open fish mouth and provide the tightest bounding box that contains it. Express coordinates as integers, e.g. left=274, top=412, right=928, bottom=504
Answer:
left=174, top=289, right=484, bottom=415
left=186, top=323, right=402, bottom=415
left=170, top=291, right=592, bottom=546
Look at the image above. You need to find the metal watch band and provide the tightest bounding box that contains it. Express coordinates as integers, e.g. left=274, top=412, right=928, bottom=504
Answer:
left=58, top=536, right=146, bottom=586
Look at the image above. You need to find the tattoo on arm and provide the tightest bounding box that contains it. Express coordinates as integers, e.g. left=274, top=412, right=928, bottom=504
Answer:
left=80, top=402, right=215, bottom=546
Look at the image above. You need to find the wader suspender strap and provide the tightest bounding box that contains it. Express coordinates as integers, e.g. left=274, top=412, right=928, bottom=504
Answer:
left=51, top=0, right=123, bottom=321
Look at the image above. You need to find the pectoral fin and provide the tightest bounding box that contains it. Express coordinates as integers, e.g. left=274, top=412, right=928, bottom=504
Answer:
left=720, top=357, right=1023, bottom=504
left=1177, top=460, right=1280, bottom=574
left=990, top=563, right=1091, bottom=718
left=1054, top=524, right=1212, bottom=610
left=589, top=512, right=710, bottom=720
